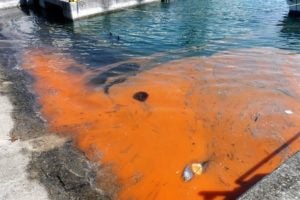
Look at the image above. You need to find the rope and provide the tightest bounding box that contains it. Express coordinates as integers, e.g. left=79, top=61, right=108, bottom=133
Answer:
left=289, top=3, right=300, bottom=7
left=288, top=2, right=300, bottom=7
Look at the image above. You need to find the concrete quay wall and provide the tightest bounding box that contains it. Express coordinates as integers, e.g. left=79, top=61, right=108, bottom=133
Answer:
left=0, top=0, right=160, bottom=20
left=57, top=0, right=160, bottom=20
left=0, top=0, right=20, bottom=9
left=239, top=151, right=300, bottom=200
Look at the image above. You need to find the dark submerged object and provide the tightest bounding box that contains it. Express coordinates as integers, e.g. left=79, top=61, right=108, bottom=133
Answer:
left=288, top=10, right=300, bottom=17
left=133, top=91, right=149, bottom=102
left=88, top=62, right=140, bottom=93
left=66, top=65, right=84, bottom=74
left=89, top=63, right=140, bottom=85
left=103, top=77, right=127, bottom=94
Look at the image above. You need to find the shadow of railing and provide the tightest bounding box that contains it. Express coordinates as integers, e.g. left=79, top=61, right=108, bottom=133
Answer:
left=198, top=132, right=300, bottom=200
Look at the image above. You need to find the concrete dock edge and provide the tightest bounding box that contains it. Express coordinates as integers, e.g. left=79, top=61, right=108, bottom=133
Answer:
left=239, top=151, right=300, bottom=200
left=0, top=0, right=20, bottom=9
left=0, top=0, right=161, bottom=20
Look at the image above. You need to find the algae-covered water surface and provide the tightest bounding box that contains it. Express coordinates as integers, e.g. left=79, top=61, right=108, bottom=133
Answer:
left=1, top=0, right=300, bottom=199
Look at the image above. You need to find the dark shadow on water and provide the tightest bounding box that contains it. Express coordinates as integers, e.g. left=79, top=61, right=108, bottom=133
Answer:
left=89, top=62, right=140, bottom=85
left=198, top=174, right=266, bottom=200
left=198, top=132, right=300, bottom=200
left=279, top=14, right=300, bottom=35
left=278, top=14, right=300, bottom=52
left=20, top=3, right=70, bottom=24
left=288, top=11, right=300, bottom=18
left=18, top=6, right=127, bottom=68
left=88, top=62, right=140, bottom=93
left=19, top=5, right=31, bottom=16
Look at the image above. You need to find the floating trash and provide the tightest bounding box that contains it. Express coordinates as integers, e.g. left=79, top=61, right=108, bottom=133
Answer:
left=284, top=110, right=293, bottom=115
left=133, top=91, right=149, bottom=102
left=192, top=161, right=209, bottom=175
left=182, top=161, right=209, bottom=182
left=191, top=163, right=203, bottom=175
left=182, top=165, right=194, bottom=182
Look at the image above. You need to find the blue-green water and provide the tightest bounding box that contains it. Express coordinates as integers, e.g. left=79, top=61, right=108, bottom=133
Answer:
left=1, top=0, right=300, bottom=67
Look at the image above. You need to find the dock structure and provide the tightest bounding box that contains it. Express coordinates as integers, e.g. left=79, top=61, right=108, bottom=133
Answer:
left=287, top=0, right=300, bottom=16
left=0, top=0, right=20, bottom=9
left=45, top=0, right=159, bottom=20
left=239, top=151, right=300, bottom=200
left=0, top=0, right=160, bottom=20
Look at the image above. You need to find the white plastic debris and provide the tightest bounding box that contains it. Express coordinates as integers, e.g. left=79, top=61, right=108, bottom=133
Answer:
left=182, top=165, right=193, bottom=182
left=225, top=65, right=236, bottom=68
left=182, top=161, right=209, bottom=182
left=284, top=110, right=293, bottom=115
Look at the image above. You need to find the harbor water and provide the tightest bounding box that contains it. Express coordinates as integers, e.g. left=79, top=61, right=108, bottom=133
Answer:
left=1, top=0, right=300, bottom=199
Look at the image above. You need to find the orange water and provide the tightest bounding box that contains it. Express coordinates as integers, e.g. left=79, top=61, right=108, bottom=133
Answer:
left=23, top=48, right=300, bottom=199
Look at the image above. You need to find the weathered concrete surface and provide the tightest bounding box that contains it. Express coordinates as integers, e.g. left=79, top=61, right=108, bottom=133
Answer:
left=0, top=0, right=160, bottom=20
left=28, top=141, right=112, bottom=200
left=0, top=79, right=108, bottom=200
left=0, top=67, right=113, bottom=200
left=239, top=151, right=300, bottom=200
left=0, top=0, right=20, bottom=9
left=38, top=0, right=160, bottom=20
left=0, top=80, right=50, bottom=200
left=0, top=24, right=114, bottom=199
